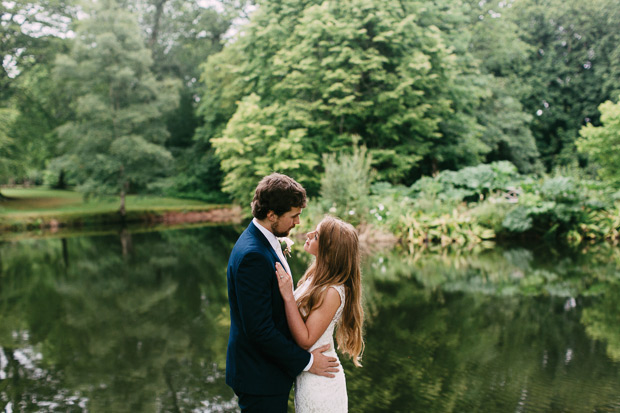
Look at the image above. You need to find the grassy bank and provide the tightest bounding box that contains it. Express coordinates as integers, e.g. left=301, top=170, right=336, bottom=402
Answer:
left=0, top=187, right=241, bottom=232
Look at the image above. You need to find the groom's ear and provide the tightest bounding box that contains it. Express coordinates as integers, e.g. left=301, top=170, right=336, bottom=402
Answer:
left=266, top=210, right=277, bottom=222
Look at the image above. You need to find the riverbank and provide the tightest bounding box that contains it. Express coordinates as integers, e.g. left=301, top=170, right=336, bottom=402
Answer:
left=0, top=187, right=242, bottom=233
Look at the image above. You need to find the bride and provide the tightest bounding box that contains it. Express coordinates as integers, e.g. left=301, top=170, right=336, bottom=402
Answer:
left=275, top=215, right=365, bottom=412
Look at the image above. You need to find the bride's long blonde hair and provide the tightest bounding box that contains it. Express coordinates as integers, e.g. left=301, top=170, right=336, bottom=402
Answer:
left=296, top=216, right=365, bottom=367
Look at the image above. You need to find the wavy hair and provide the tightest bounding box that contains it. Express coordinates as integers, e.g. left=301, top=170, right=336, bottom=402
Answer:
left=296, top=216, right=365, bottom=367
left=251, top=173, right=306, bottom=219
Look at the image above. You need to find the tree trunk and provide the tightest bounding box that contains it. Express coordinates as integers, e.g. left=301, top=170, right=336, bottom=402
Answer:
left=53, top=169, right=66, bottom=190
left=164, top=366, right=181, bottom=413
left=119, top=184, right=127, bottom=217
left=149, top=0, right=168, bottom=50
left=61, top=238, right=69, bottom=271
left=119, top=164, right=127, bottom=218
left=120, top=228, right=132, bottom=256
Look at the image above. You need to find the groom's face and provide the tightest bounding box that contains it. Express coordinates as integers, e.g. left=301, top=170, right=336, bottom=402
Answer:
left=270, top=207, right=302, bottom=237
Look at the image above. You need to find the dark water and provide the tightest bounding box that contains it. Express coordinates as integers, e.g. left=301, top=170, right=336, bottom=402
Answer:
left=1, top=225, right=620, bottom=412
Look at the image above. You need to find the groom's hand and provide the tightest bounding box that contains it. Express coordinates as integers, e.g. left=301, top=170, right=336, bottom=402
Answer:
left=309, top=344, right=339, bottom=378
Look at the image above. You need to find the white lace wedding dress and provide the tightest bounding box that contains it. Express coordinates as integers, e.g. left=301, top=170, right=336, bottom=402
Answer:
left=293, top=282, right=347, bottom=413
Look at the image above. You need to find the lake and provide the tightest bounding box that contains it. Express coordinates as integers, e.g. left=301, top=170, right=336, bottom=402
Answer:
left=1, top=224, right=620, bottom=412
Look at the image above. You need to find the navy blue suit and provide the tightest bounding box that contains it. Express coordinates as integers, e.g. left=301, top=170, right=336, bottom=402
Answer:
left=226, top=221, right=311, bottom=406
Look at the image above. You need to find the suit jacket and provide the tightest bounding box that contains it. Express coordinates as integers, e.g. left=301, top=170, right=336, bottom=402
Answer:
left=226, top=221, right=311, bottom=395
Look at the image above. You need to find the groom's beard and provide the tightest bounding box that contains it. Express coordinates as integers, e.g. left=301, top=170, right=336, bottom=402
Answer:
left=271, top=221, right=291, bottom=238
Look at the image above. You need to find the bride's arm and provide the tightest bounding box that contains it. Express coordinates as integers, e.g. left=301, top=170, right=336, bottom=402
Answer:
left=276, top=262, right=341, bottom=350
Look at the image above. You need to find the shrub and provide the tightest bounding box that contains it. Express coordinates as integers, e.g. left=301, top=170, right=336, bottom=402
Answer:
left=320, top=144, right=376, bottom=225
left=410, top=161, right=521, bottom=203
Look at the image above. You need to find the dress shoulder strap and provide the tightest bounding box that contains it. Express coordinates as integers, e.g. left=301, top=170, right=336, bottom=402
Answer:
left=329, top=284, right=346, bottom=310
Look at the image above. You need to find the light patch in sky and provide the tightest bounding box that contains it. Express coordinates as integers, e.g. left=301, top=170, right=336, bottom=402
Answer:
left=195, top=0, right=258, bottom=40
left=197, top=0, right=225, bottom=12
left=3, top=54, right=20, bottom=78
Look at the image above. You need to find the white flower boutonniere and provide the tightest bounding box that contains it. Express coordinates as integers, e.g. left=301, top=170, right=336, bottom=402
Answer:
left=278, top=237, right=294, bottom=258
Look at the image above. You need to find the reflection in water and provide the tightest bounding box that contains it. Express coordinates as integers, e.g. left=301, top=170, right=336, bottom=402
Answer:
left=348, top=244, right=620, bottom=412
left=0, top=226, right=240, bottom=412
left=1, top=229, right=620, bottom=412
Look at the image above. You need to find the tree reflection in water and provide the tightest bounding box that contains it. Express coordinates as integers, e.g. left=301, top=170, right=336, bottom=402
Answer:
left=1, top=229, right=620, bottom=412
left=0, top=226, right=240, bottom=412
left=345, top=243, right=620, bottom=412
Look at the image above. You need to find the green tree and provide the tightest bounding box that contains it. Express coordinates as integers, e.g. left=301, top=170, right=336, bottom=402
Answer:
left=206, top=0, right=490, bottom=203
left=1, top=0, right=77, bottom=101
left=53, top=0, right=180, bottom=216
left=464, top=0, right=542, bottom=174
left=8, top=46, right=74, bottom=187
left=1, top=0, right=76, bottom=188
left=507, top=0, right=620, bottom=170
left=128, top=0, right=235, bottom=202
left=577, top=97, right=620, bottom=186
left=212, top=93, right=320, bottom=206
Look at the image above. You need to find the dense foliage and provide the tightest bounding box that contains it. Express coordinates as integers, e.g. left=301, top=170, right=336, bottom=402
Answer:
left=201, top=0, right=620, bottom=203
left=577, top=96, right=620, bottom=187
left=300, top=150, right=620, bottom=245
left=52, top=0, right=181, bottom=215
left=2, top=0, right=620, bottom=224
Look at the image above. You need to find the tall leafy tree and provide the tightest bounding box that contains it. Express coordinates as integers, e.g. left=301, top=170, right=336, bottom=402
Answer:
left=205, top=0, right=490, bottom=203
left=1, top=0, right=76, bottom=187
left=507, top=0, right=620, bottom=170
left=463, top=0, right=542, bottom=174
left=129, top=0, right=236, bottom=202
left=8, top=41, right=74, bottom=187
left=53, top=0, right=180, bottom=216
left=1, top=0, right=77, bottom=101
left=129, top=0, right=232, bottom=147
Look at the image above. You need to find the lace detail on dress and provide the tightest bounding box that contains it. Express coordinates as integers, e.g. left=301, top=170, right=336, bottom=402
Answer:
left=293, top=283, right=347, bottom=412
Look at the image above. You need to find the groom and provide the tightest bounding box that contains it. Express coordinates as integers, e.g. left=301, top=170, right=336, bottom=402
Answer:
left=226, top=173, right=339, bottom=412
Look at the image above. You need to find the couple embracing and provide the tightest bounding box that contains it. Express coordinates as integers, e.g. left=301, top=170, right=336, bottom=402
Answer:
left=225, top=173, right=365, bottom=412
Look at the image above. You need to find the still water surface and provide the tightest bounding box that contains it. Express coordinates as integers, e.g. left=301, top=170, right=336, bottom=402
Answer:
left=1, top=225, right=620, bottom=412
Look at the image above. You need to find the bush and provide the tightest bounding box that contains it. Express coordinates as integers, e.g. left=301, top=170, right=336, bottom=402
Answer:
left=319, top=144, right=376, bottom=226
left=410, top=161, right=521, bottom=203
left=306, top=159, right=620, bottom=247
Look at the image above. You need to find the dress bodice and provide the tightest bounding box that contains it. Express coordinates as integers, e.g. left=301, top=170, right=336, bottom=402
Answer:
left=293, top=281, right=348, bottom=412
left=293, top=281, right=345, bottom=353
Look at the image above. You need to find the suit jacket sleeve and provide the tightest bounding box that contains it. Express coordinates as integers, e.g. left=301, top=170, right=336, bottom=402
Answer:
left=234, top=251, right=311, bottom=377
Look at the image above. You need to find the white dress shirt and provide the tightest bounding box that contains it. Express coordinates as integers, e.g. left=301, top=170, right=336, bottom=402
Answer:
left=252, top=218, right=313, bottom=372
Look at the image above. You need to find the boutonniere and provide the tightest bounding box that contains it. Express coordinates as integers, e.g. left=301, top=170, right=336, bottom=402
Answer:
left=278, top=237, right=294, bottom=258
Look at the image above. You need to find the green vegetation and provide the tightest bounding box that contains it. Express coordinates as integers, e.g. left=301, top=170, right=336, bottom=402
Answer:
left=52, top=0, right=180, bottom=216
left=2, top=0, right=620, bottom=242
left=578, top=96, right=620, bottom=187
left=0, top=187, right=231, bottom=232
left=301, top=150, right=620, bottom=245
left=0, top=188, right=212, bottom=212
left=203, top=0, right=620, bottom=203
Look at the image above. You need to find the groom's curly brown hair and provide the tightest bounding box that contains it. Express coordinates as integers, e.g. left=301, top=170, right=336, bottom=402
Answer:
left=251, top=173, right=307, bottom=219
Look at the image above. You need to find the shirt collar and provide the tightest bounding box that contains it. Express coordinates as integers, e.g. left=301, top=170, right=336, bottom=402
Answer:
left=253, top=218, right=281, bottom=252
